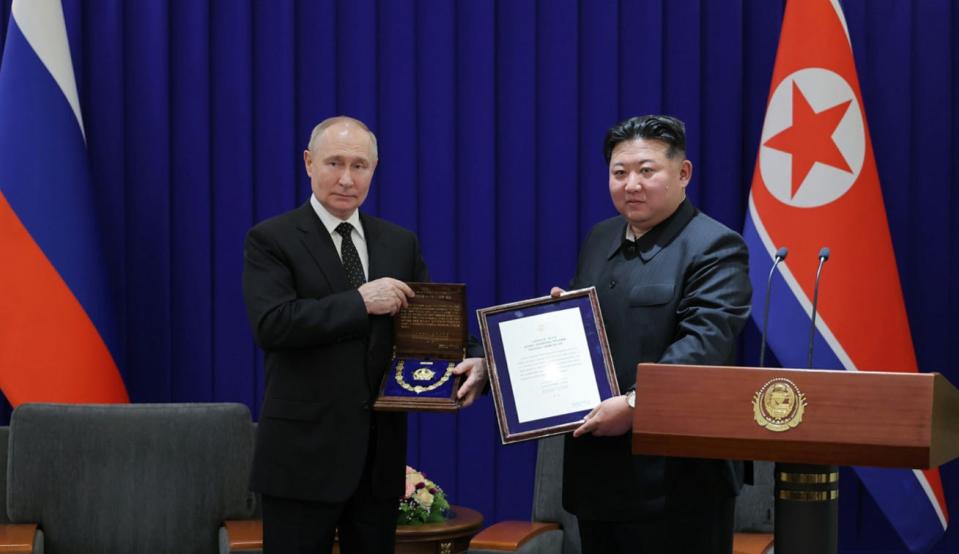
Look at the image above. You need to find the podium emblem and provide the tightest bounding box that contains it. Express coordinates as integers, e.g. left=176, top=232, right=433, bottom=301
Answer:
left=753, top=378, right=806, bottom=432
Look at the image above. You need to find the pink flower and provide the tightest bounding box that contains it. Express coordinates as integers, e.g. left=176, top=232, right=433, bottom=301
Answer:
left=405, top=468, right=427, bottom=498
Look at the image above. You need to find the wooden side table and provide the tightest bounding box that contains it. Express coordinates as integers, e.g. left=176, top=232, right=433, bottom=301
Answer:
left=328, top=505, right=483, bottom=554
left=394, top=506, right=484, bottom=554
left=229, top=505, right=484, bottom=554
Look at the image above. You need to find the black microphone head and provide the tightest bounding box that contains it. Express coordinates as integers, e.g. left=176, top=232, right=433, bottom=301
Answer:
left=819, top=247, right=830, bottom=260
left=775, top=246, right=789, bottom=261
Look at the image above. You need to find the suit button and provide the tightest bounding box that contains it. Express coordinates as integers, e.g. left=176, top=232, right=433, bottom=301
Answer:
left=609, top=280, right=617, bottom=289
left=360, top=402, right=370, bottom=410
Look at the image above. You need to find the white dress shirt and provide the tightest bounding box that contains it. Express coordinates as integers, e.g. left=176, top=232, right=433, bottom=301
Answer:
left=310, top=195, right=370, bottom=281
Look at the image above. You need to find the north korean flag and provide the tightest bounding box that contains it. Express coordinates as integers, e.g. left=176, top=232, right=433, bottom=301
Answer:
left=743, top=0, right=948, bottom=550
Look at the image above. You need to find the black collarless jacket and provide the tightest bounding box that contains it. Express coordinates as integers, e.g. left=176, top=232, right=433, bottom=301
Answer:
left=563, top=199, right=752, bottom=520
left=242, top=202, right=428, bottom=503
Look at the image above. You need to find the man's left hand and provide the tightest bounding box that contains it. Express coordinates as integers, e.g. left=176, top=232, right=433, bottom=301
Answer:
left=452, top=358, right=487, bottom=408
left=572, top=395, right=633, bottom=437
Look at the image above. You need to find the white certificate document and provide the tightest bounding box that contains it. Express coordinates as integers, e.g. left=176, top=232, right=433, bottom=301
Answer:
left=498, top=307, right=601, bottom=423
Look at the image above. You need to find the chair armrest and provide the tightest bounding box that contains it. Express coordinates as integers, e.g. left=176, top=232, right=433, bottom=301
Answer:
left=733, top=532, right=774, bottom=554
left=223, top=520, right=262, bottom=552
left=0, top=523, right=38, bottom=553
left=469, top=521, right=560, bottom=551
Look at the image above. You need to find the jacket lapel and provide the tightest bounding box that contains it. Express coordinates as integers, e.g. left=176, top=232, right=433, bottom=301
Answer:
left=293, top=203, right=352, bottom=292
left=361, top=213, right=390, bottom=280
left=358, top=213, right=400, bottom=394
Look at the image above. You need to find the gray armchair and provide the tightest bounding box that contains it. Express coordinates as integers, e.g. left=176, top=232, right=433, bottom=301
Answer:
left=734, top=461, right=775, bottom=554
left=469, top=435, right=580, bottom=554
left=0, top=403, right=260, bottom=554
left=469, top=436, right=774, bottom=554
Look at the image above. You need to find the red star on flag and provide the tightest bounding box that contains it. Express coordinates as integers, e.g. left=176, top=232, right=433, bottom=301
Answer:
left=764, top=81, right=853, bottom=197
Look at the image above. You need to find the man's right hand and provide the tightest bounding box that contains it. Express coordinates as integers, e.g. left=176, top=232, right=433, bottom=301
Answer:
left=550, top=287, right=566, bottom=298
left=359, top=278, right=415, bottom=315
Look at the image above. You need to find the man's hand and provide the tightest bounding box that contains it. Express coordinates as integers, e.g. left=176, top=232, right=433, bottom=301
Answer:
left=572, top=395, right=633, bottom=438
left=550, top=286, right=565, bottom=298
left=358, top=278, right=414, bottom=315
left=452, top=358, right=487, bottom=407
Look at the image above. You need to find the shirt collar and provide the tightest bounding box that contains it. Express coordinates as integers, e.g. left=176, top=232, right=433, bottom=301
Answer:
left=310, top=194, right=365, bottom=240
left=608, top=198, right=697, bottom=262
left=624, top=226, right=644, bottom=242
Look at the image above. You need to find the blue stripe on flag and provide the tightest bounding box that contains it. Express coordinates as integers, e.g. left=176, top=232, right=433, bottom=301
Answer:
left=744, top=212, right=841, bottom=370
left=857, top=467, right=945, bottom=551
left=0, top=18, right=119, bottom=358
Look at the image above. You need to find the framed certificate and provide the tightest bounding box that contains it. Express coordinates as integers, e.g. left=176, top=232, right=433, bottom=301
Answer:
left=477, top=287, right=619, bottom=444
left=374, top=283, right=466, bottom=412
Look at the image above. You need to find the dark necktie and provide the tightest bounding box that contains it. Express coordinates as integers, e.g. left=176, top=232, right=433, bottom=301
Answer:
left=335, top=222, right=366, bottom=288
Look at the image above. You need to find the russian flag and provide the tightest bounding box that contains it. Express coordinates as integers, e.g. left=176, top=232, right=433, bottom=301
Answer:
left=744, top=0, right=947, bottom=550
left=0, top=0, right=127, bottom=405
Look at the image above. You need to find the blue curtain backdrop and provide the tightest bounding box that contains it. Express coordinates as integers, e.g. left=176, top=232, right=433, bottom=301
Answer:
left=1, top=1, right=957, bottom=552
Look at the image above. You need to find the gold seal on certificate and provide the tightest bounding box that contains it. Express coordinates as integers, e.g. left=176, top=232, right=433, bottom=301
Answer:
left=373, top=283, right=466, bottom=412
left=477, top=287, right=619, bottom=444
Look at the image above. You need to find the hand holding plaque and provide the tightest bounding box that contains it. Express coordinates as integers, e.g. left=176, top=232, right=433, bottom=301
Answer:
left=374, top=283, right=467, bottom=412
left=477, top=287, right=620, bottom=443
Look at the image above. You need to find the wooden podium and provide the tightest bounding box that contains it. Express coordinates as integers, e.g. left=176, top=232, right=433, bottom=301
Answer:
left=631, top=364, right=959, bottom=553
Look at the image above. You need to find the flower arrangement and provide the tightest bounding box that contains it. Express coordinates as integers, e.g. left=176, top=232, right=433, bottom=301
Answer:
left=399, top=465, right=451, bottom=525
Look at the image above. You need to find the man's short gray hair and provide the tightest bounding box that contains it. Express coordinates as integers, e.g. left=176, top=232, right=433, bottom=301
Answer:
left=306, top=116, right=379, bottom=161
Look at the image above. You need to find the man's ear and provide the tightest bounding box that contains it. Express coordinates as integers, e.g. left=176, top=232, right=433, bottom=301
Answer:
left=303, top=150, right=313, bottom=177
left=679, top=159, right=693, bottom=187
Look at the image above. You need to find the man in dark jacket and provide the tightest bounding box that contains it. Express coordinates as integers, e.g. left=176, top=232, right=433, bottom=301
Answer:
left=553, top=115, right=752, bottom=553
left=242, top=116, right=485, bottom=553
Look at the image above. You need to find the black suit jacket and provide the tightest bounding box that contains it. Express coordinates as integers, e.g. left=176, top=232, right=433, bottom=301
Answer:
left=242, top=202, right=428, bottom=503
left=563, top=199, right=752, bottom=521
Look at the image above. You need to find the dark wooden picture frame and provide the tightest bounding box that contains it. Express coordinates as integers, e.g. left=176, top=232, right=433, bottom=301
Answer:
left=477, top=287, right=619, bottom=443
left=374, top=283, right=466, bottom=412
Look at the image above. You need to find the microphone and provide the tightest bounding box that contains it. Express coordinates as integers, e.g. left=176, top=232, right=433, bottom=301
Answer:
left=759, top=247, right=789, bottom=367
left=806, top=247, right=831, bottom=369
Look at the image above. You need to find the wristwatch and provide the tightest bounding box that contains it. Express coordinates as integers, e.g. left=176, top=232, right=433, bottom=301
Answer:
left=625, top=389, right=636, bottom=408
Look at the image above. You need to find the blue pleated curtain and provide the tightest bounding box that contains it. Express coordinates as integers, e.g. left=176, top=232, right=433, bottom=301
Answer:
left=1, top=1, right=958, bottom=551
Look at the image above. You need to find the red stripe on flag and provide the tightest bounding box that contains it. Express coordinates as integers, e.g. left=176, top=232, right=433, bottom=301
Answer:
left=922, top=468, right=950, bottom=523
left=0, top=191, right=128, bottom=406
left=749, top=0, right=948, bottom=535
left=750, top=0, right=916, bottom=374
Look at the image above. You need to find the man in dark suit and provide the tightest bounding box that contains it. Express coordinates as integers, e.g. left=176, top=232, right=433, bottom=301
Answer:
left=242, top=116, right=486, bottom=554
left=552, top=115, right=752, bottom=553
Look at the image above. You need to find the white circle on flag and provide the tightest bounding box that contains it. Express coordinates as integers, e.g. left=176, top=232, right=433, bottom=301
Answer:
left=759, top=68, right=865, bottom=208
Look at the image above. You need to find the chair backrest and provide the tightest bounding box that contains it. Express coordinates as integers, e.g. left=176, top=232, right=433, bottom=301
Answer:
left=531, top=435, right=581, bottom=554
left=7, top=403, right=255, bottom=554
left=0, top=426, right=8, bottom=523
left=735, top=461, right=775, bottom=533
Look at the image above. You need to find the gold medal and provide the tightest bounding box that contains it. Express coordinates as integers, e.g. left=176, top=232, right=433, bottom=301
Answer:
left=394, top=360, right=454, bottom=394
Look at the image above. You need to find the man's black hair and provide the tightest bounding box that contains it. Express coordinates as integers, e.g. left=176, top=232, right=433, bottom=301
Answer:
left=603, top=115, right=687, bottom=164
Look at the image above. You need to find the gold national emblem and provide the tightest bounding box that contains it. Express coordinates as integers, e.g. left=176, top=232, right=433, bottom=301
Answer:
left=752, top=378, right=806, bottom=432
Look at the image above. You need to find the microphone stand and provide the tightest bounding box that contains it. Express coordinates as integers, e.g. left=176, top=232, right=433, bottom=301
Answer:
left=760, top=247, right=788, bottom=368
left=776, top=247, right=837, bottom=554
